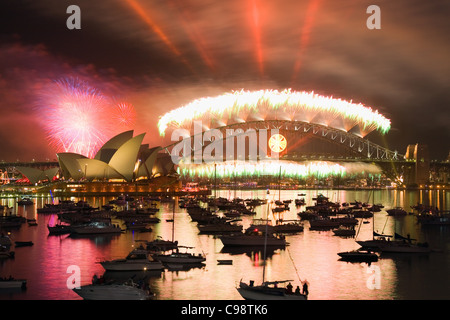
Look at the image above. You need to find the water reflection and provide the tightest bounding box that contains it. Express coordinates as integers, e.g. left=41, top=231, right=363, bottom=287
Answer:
left=0, top=189, right=449, bottom=300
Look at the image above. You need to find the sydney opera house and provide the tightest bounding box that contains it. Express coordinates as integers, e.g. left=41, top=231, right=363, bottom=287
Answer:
left=14, top=130, right=181, bottom=196
left=56, top=130, right=174, bottom=182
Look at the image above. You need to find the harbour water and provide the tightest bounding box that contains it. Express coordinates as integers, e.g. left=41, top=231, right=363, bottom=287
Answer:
left=0, top=188, right=449, bottom=300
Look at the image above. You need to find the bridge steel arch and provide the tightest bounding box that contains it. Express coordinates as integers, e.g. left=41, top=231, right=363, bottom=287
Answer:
left=162, top=120, right=403, bottom=161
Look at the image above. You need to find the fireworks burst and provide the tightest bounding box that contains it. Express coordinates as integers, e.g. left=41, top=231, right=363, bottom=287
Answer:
left=36, top=77, right=136, bottom=158
left=112, top=101, right=137, bottom=128
left=157, top=89, right=391, bottom=137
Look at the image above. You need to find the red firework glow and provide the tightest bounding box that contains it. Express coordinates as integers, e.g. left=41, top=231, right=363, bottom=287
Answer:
left=112, top=102, right=137, bottom=127
left=37, top=78, right=136, bottom=158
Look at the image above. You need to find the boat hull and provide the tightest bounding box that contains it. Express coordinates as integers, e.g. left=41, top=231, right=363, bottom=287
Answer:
left=71, top=227, right=122, bottom=235
left=0, top=280, right=26, bottom=289
left=338, top=252, right=378, bottom=262
left=380, top=245, right=431, bottom=253
left=73, top=284, right=151, bottom=300
left=356, top=240, right=390, bottom=250
left=100, top=261, right=164, bottom=271
left=237, top=284, right=306, bottom=300
left=153, top=254, right=206, bottom=264
left=333, top=230, right=356, bottom=237
left=48, top=225, right=72, bottom=235
left=219, top=235, right=286, bottom=247
left=198, top=225, right=243, bottom=233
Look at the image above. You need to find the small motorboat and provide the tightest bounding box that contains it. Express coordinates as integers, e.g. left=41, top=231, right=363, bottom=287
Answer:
left=48, top=224, right=72, bottom=235
left=142, top=237, right=178, bottom=251
left=0, top=245, right=14, bottom=259
left=18, top=198, right=34, bottom=206
left=70, top=221, right=123, bottom=235
left=386, top=207, right=407, bottom=216
left=332, top=226, right=356, bottom=237
left=152, top=246, right=206, bottom=265
left=15, top=241, right=34, bottom=247
left=0, top=277, right=26, bottom=289
left=338, top=250, right=378, bottom=262
left=0, top=234, right=12, bottom=248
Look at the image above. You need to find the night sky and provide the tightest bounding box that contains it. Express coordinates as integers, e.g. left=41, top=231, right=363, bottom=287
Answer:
left=0, top=0, right=449, bottom=161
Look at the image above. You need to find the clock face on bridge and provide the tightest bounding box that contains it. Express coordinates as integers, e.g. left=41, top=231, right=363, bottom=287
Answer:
left=268, top=134, right=287, bottom=153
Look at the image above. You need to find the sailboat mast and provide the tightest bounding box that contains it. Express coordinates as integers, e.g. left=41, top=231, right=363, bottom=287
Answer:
left=262, top=189, right=271, bottom=284
left=172, top=190, right=175, bottom=242
left=214, top=163, right=217, bottom=200
left=278, top=166, right=281, bottom=201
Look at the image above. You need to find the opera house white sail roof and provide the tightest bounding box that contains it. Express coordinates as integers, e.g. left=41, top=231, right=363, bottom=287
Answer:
left=54, top=131, right=172, bottom=182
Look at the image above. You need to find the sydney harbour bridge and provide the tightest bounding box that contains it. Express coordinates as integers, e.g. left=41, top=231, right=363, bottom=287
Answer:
left=156, top=90, right=447, bottom=188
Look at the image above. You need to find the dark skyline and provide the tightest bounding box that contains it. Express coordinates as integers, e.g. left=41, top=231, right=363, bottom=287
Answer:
left=0, top=0, right=449, bottom=161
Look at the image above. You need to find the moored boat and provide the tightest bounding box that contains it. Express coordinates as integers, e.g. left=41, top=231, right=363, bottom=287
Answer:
left=379, top=242, right=431, bottom=253
left=0, top=277, right=26, bottom=289
left=100, top=247, right=164, bottom=271
left=0, top=234, right=12, bottom=247
left=48, top=223, right=73, bottom=235
left=379, top=234, right=431, bottom=254
left=332, top=225, right=356, bottom=237
left=73, top=280, right=152, bottom=300
left=14, top=241, right=33, bottom=247
left=0, top=245, right=14, bottom=259
left=70, top=221, right=123, bottom=235
left=386, top=207, right=407, bottom=216
left=356, top=233, right=393, bottom=250
left=152, top=246, right=206, bottom=264
left=309, top=218, right=340, bottom=230
left=18, top=198, right=33, bottom=206
left=272, top=220, right=304, bottom=233
left=237, top=280, right=308, bottom=300
left=142, top=237, right=178, bottom=251
left=219, top=228, right=287, bottom=247
left=417, top=213, right=450, bottom=226
left=197, top=220, right=243, bottom=233
left=338, top=250, right=378, bottom=262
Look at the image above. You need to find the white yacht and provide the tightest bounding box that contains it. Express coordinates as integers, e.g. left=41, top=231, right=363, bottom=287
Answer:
left=70, top=221, right=123, bottom=235
left=152, top=246, right=206, bottom=264
left=100, top=247, right=164, bottom=271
